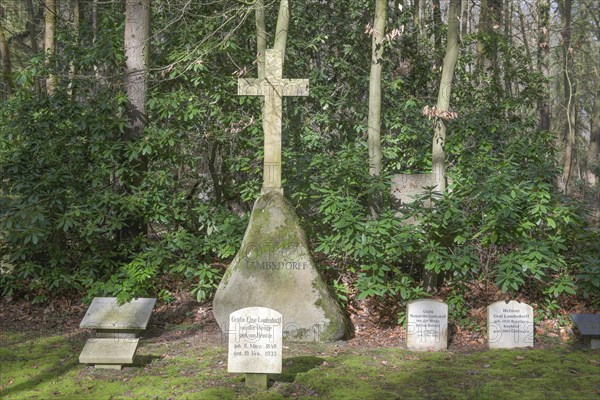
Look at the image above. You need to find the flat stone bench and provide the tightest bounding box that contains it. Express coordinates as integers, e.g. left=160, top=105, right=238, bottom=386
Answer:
left=79, top=297, right=156, bottom=369
left=570, top=314, right=600, bottom=350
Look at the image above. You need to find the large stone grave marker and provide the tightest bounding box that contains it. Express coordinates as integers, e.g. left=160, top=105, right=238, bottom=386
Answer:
left=212, top=48, right=347, bottom=342
left=79, top=297, right=156, bottom=369
left=487, top=300, right=534, bottom=349
left=406, top=299, right=448, bottom=351
left=228, top=307, right=283, bottom=389
left=570, top=314, right=600, bottom=349
left=391, top=173, right=438, bottom=209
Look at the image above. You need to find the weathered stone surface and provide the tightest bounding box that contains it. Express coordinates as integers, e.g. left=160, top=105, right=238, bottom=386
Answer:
left=238, top=49, right=309, bottom=193
left=80, top=297, right=156, bottom=331
left=79, top=338, right=139, bottom=366
left=406, top=299, right=448, bottom=351
left=488, top=300, right=534, bottom=349
left=213, top=191, right=348, bottom=341
left=228, top=307, right=282, bottom=374
left=571, top=314, right=600, bottom=349
left=391, top=173, right=437, bottom=208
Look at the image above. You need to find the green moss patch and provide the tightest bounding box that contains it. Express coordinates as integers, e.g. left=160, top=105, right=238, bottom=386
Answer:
left=1, top=330, right=598, bottom=399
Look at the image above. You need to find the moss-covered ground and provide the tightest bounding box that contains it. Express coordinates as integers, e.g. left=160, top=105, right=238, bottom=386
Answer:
left=1, top=327, right=598, bottom=400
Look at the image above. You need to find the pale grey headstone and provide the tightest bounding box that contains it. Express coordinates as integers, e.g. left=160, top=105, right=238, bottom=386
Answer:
left=391, top=173, right=437, bottom=207
left=487, top=300, right=534, bottom=349
left=228, top=307, right=283, bottom=374
left=406, top=299, right=448, bottom=351
left=80, top=297, right=156, bottom=331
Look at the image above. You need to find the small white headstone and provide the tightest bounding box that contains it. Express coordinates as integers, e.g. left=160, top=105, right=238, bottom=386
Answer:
left=487, top=300, right=534, bottom=349
left=406, top=299, right=448, bottom=351
left=228, top=307, right=283, bottom=374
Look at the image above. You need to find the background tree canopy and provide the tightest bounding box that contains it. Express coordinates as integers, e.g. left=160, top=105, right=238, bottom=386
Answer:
left=0, top=0, right=598, bottom=322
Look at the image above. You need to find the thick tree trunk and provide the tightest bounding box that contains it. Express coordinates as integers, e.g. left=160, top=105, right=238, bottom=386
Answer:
left=0, top=15, right=12, bottom=96
left=124, top=0, right=150, bottom=143
left=44, top=0, right=57, bottom=95
left=537, top=0, right=550, bottom=130
left=425, top=0, right=460, bottom=293
left=367, top=0, right=386, bottom=218
left=122, top=0, right=150, bottom=240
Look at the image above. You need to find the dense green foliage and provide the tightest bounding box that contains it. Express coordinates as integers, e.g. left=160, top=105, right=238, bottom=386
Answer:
left=0, top=1, right=598, bottom=316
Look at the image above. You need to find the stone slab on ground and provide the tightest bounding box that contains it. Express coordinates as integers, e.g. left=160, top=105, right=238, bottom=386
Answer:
left=571, top=314, right=600, bottom=349
left=213, top=191, right=348, bottom=342
left=80, top=297, right=156, bottom=331
left=79, top=338, right=139, bottom=368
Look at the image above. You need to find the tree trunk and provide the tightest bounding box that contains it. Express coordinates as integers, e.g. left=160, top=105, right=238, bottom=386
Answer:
left=44, top=0, right=57, bottom=95
left=461, top=0, right=469, bottom=38
left=503, top=0, right=512, bottom=97
left=26, top=0, right=40, bottom=54
left=367, top=0, right=386, bottom=219
left=432, top=0, right=442, bottom=58
left=255, top=0, right=266, bottom=79
left=587, top=87, right=600, bottom=195
left=0, top=14, right=12, bottom=96
left=274, top=0, right=289, bottom=62
left=518, top=6, right=533, bottom=73
left=476, top=0, right=488, bottom=73
left=413, top=0, right=421, bottom=36
left=68, top=0, right=80, bottom=98
left=560, top=0, right=576, bottom=193
left=425, top=0, right=460, bottom=293
left=537, top=0, right=550, bottom=131
left=122, top=0, right=151, bottom=240
left=489, top=0, right=502, bottom=84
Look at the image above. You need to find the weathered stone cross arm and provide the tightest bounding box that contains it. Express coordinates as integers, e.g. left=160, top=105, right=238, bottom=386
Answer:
left=237, top=49, right=309, bottom=194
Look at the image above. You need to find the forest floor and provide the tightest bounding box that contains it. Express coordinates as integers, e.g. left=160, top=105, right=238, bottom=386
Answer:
left=1, top=292, right=599, bottom=399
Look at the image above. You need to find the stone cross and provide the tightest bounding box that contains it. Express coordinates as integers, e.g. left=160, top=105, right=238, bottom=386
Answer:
left=238, top=49, right=309, bottom=193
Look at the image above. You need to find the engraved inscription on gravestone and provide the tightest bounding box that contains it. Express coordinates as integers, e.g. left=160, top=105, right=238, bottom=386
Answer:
left=391, top=173, right=437, bottom=208
left=228, top=307, right=283, bottom=374
left=406, top=299, right=448, bottom=351
left=487, top=300, right=534, bottom=349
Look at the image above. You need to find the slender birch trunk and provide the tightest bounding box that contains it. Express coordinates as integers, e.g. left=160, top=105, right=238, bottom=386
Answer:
left=425, top=0, right=460, bottom=293
left=368, top=0, right=386, bottom=218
